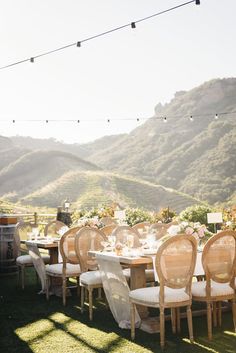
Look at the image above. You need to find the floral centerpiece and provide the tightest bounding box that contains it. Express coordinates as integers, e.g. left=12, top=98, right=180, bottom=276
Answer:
left=166, top=221, right=213, bottom=245
left=75, top=216, right=104, bottom=229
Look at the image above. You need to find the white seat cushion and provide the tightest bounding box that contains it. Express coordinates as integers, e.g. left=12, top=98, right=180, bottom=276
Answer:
left=122, top=268, right=155, bottom=282
left=46, top=263, right=81, bottom=276
left=16, top=254, right=50, bottom=265
left=192, top=280, right=234, bottom=298
left=16, top=255, right=33, bottom=265
left=129, top=286, right=190, bottom=306
left=80, top=271, right=102, bottom=286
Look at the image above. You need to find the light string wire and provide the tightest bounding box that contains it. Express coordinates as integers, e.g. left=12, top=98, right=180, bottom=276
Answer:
left=3, top=110, right=236, bottom=124
left=0, top=0, right=198, bottom=71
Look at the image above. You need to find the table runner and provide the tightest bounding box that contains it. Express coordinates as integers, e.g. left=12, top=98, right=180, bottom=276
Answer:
left=96, top=252, right=141, bottom=329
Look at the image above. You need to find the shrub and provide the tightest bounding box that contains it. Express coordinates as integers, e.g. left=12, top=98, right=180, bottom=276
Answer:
left=179, top=204, right=214, bottom=232
left=125, top=208, right=153, bottom=226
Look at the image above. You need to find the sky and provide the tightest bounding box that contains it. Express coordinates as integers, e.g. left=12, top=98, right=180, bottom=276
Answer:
left=0, top=0, right=235, bottom=144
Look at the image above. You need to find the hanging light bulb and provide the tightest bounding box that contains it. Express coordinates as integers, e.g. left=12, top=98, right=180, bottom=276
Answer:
left=77, top=120, right=80, bottom=123
left=46, top=120, right=48, bottom=123
left=76, top=42, right=81, bottom=47
left=107, top=119, right=110, bottom=123
left=136, top=118, right=140, bottom=122
left=131, top=22, right=136, bottom=29
left=12, top=120, right=15, bottom=123
left=214, top=114, right=218, bottom=120
left=30, top=57, right=34, bottom=63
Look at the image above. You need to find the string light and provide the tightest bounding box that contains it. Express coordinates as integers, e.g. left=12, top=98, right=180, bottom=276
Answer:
left=3, top=110, right=235, bottom=125
left=0, top=1, right=198, bottom=71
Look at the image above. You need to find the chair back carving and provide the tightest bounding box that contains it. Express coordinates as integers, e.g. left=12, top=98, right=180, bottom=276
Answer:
left=75, top=227, right=106, bottom=272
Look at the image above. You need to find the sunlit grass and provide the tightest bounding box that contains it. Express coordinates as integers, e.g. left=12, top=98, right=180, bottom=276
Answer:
left=1, top=270, right=236, bottom=353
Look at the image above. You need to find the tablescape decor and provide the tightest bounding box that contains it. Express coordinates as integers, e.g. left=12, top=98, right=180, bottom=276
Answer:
left=166, top=221, right=214, bottom=249
left=115, top=242, right=123, bottom=256
left=75, top=216, right=104, bottom=228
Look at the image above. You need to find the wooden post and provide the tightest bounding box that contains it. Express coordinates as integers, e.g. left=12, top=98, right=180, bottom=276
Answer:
left=34, top=212, right=38, bottom=226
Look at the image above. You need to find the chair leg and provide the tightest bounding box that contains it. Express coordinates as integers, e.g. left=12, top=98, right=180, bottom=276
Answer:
left=62, top=277, right=67, bottom=306
left=46, top=276, right=50, bottom=300
left=76, top=277, right=80, bottom=298
left=213, top=302, right=217, bottom=327
left=176, top=307, right=181, bottom=333
left=218, top=302, right=222, bottom=327
left=186, top=305, right=194, bottom=343
left=232, top=299, right=236, bottom=333
left=97, top=287, right=102, bottom=300
left=89, top=288, right=93, bottom=321
left=207, top=302, right=212, bottom=340
left=80, top=286, right=85, bottom=313
left=131, top=302, right=136, bottom=340
left=160, top=307, right=165, bottom=349
left=171, top=308, right=176, bottom=334
left=21, top=265, right=25, bottom=289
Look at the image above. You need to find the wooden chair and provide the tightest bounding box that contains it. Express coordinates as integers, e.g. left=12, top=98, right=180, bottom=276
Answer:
left=100, top=224, right=117, bottom=238
left=132, top=222, right=151, bottom=237
left=112, top=226, right=155, bottom=284
left=112, top=225, right=141, bottom=248
left=192, top=230, right=236, bottom=340
left=100, top=216, right=117, bottom=226
left=15, top=222, right=50, bottom=289
left=75, top=227, right=106, bottom=320
left=129, top=234, right=197, bottom=349
left=44, top=220, right=67, bottom=238
left=45, top=226, right=81, bottom=305
left=149, top=223, right=170, bottom=240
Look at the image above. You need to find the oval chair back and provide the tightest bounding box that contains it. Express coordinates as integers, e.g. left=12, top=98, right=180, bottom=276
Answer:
left=75, top=227, right=106, bottom=272
left=112, top=225, right=141, bottom=248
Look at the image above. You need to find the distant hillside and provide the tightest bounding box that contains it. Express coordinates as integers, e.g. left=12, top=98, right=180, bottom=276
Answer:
left=21, top=171, right=202, bottom=213
left=0, top=150, right=100, bottom=202
left=82, top=78, right=236, bottom=204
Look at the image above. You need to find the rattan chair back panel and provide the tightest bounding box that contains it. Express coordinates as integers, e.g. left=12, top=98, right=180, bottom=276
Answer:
left=132, top=222, right=151, bottom=236
left=59, top=226, right=81, bottom=265
left=44, top=220, right=67, bottom=237
left=100, top=224, right=117, bottom=237
left=202, top=230, right=236, bottom=285
left=75, top=227, right=106, bottom=272
left=16, top=222, right=34, bottom=252
left=156, top=234, right=197, bottom=294
left=112, top=226, right=141, bottom=248
left=100, top=217, right=117, bottom=226
left=149, top=223, right=170, bottom=240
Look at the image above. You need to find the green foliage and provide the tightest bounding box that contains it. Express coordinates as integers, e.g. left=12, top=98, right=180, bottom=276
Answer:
left=124, top=208, right=153, bottom=226
left=179, top=204, right=215, bottom=231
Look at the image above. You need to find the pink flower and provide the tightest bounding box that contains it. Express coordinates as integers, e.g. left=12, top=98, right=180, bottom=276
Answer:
left=198, top=227, right=205, bottom=238
left=185, top=227, right=194, bottom=235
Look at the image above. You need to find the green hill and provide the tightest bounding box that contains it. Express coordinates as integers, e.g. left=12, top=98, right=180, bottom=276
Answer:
left=22, top=171, right=202, bottom=212
left=0, top=150, right=100, bottom=202
left=82, top=78, right=236, bottom=204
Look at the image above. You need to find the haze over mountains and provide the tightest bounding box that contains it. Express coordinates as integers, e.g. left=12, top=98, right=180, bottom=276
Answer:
left=1, top=77, right=235, bottom=211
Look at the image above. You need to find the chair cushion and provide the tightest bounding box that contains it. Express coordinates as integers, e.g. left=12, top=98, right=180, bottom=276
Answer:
left=80, top=271, right=102, bottom=286
left=122, top=268, right=155, bottom=282
left=129, top=286, right=190, bottom=306
left=192, top=280, right=234, bottom=298
left=16, top=254, right=50, bottom=265
left=46, top=263, right=81, bottom=276
left=16, top=255, right=33, bottom=265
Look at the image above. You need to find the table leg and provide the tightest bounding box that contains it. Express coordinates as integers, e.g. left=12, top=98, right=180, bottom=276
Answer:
left=130, top=265, right=149, bottom=319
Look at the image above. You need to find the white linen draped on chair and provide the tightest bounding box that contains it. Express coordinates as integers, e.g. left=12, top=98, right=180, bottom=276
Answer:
left=96, top=252, right=141, bottom=329
left=26, top=242, right=47, bottom=294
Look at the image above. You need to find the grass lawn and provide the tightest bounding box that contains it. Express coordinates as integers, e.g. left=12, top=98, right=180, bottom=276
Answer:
left=0, top=270, right=235, bottom=353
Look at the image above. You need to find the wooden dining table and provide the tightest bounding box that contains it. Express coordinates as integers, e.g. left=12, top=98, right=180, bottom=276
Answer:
left=21, top=238, right=60, bottom=264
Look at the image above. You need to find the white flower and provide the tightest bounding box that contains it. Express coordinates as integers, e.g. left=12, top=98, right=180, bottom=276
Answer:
left=167, top=225, right=181, bottom=236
